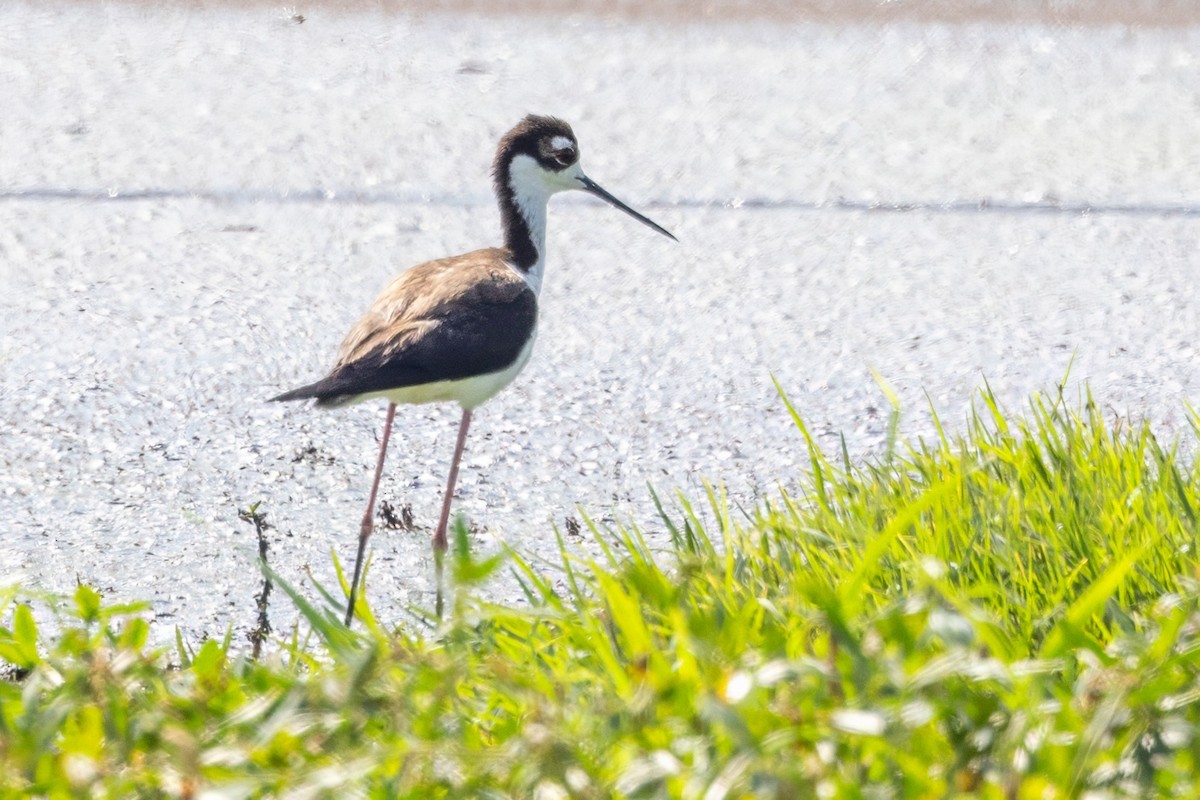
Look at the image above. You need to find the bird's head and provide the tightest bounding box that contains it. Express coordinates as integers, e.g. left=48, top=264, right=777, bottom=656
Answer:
left=492, top=114, right=676, bottom=241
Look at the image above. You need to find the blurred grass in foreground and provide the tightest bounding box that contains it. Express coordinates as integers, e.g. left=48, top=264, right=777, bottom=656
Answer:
left=3, top=385, right=1200, bottom=798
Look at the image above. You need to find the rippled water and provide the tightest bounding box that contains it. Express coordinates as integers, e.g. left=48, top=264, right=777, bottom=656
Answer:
left=1, top=3, right=1198, bottom=643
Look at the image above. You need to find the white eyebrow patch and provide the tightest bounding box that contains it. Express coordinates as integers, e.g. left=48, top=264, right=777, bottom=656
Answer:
left=550, top=135, right=575, bottom=151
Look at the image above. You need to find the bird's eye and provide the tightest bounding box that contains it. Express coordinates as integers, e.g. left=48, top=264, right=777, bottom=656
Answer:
left=552, top=148, right=575, bottom=166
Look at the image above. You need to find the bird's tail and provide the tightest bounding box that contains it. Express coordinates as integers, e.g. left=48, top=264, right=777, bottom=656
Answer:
left=270, top=380, right=356, bottom=408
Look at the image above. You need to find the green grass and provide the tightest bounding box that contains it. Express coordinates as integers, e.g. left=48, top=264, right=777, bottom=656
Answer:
left=3, top=386, right=1200, bottom=798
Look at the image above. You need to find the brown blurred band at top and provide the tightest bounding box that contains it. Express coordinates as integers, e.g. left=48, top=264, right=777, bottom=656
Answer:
left=62, top=0, right=1200, bottom=28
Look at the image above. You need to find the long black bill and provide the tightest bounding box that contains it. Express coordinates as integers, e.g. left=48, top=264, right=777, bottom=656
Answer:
left=577, top=175, right=678, bottom=241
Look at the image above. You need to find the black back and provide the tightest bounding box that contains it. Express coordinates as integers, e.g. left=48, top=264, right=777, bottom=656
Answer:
left=273, top=275, right=537, bottom=408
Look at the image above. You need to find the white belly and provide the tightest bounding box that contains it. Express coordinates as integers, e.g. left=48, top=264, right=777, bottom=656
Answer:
left=356, top=335, right=536, bottom=410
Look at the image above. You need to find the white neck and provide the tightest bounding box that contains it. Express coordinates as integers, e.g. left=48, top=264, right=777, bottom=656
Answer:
left=506, top=154, right=556, bottom=293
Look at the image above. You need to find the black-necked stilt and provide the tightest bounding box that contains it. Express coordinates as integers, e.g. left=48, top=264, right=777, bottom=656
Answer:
left=272, top=115, right=676, bottom=624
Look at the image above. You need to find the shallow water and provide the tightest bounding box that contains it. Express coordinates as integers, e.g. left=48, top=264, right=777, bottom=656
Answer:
left=1, top=3, right=1198, bottom=642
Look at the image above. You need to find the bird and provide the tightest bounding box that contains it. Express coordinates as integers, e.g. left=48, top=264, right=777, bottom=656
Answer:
left=272, top=114, right=676, bottom=625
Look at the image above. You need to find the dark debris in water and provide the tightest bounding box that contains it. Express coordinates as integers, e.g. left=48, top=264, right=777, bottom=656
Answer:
left=457, top=60, right=488, bottom=75
left=380, top=500, right=417, bottom=532
left=0, top=663, right=31, bottom=684
left=292, top=444, right=336, bottom=466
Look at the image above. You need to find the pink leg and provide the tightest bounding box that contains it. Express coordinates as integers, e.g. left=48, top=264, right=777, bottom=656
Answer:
left=344, top=402, right=397, bottom=627
left=433, top=408, right=472, bottom=618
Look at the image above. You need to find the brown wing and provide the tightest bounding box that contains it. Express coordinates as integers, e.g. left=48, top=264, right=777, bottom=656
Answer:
left=272, top=248, right=537, bottom=406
